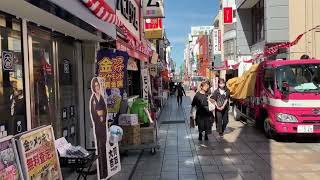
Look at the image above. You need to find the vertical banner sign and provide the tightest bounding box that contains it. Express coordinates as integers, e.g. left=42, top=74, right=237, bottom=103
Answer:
left=16, top=126, right=62, bottom=180
left=223, top=7, right=233, bottom=24
left=141, top=62, right=152, bottom=100
left=213, top=29, right=222, bottom=55
left=90, top=77, right=121, bottom=180
left=0, top=136, right=23, bottom=180
left=96, top=49, right=129, bottom=113
left=143, top=0, right=165, bottom=18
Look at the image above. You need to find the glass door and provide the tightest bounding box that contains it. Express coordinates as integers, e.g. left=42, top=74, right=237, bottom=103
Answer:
left=27, top=25, right=59, bottom=135
left=55, top=36, right=79, bottom=145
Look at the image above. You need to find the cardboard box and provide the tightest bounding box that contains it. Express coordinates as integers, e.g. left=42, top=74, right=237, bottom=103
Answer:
left=119, top=114, right=139, bottom=126
left=140, top=127, right=154, bottom=144
left=121, top=125, right=141, bottom=145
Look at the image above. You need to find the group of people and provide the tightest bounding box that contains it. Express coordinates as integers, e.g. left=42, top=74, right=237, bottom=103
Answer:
left=191, top=78, right=230, bottom=141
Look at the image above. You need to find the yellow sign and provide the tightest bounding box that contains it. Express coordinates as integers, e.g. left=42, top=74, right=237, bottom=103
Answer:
left=144, top=29, right=163, bottom=39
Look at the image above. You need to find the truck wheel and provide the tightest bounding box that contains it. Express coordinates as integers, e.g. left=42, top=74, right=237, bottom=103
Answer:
left=263, top=118, right=276, bottom=139
left=233, top=106, right=241, bottom=121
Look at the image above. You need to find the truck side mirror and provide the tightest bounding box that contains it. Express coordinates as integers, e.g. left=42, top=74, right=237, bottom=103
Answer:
left=281, top=81, right=289, bottom=95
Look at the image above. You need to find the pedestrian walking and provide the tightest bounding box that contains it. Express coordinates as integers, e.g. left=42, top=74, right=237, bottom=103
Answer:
left=176, top=82, right=186, bottom=105
left=212, top=79, right=230, bottom=137
left=191, top=81, right=214, bottom=141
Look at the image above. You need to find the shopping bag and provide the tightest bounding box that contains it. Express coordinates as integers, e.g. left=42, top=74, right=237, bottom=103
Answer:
left=208, top=96, right=215, bottom=112
left=189, top=117, right=195, bottom=128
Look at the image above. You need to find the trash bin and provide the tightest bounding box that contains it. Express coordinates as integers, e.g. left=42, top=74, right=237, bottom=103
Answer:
left=130, top=99, right=149, bottom=125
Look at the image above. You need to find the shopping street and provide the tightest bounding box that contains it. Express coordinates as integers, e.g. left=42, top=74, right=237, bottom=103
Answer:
left=63, top=92, right=320, bottom=180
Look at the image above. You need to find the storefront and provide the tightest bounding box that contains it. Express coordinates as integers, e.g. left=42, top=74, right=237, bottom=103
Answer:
left=0, top=0, right=116, bottom=148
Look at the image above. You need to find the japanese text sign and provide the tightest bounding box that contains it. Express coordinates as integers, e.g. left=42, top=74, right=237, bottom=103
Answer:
left=16, top=126, right=62, bottom=180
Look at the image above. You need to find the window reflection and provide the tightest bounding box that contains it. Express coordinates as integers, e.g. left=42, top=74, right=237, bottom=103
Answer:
left=0, top=14, right=26, bottom=137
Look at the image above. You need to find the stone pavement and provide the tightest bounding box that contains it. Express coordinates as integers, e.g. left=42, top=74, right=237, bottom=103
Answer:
left=65, top=92, right=320, bottom=180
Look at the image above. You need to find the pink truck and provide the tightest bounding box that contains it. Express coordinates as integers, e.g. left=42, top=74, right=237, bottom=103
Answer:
left=232, top=59, right=320, bottom=138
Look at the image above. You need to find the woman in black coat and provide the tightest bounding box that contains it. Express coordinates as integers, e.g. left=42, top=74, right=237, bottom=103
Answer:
left=191, top=81, right=213, bottom=141
left=90, top=78, right=108, bottom=179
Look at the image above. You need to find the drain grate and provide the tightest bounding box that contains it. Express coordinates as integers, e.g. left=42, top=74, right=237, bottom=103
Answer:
left=161, top=120, right=186, bottom=124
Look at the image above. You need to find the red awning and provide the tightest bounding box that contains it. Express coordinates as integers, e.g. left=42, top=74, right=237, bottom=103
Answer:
left=117, top=39, right=150, bottom=62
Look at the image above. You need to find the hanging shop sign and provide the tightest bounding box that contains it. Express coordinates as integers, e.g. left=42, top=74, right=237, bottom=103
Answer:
left=213, top=29, right=222, bottom=55
left=89, top=77, right=121, bottom=180
left=142, top=0, right=165, bottom=18
left=191, top=26, right=214, bottom=37
left=127, top=58, right=139, bottom=71
left=223, top=7, right=233, bottom=24
left=141, top=62, right=152, bottom=100
left=151, top=51, right=159, bottom=64
left=0, top=136, right=23, bottom=180
left=16, top=126, right=62, bottom=180
left=96, top=49, right=129, bottom=113
left=116, top=0, right=140, bottom=39
left=144, top=18, right=163, bottom=39
left=149, top=64, right=157, bottom=77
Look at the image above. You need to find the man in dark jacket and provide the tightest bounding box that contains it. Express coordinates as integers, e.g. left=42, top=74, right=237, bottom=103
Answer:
left=176, top=82, right=186, bottom=105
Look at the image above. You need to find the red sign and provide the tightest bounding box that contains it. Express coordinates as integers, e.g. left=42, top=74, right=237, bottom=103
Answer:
left=223, top=7, right=233, bottom=24
left=144, top=18, right=163, bottom=30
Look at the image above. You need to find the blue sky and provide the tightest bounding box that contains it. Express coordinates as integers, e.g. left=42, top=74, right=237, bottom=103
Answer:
left=164, top=0, right=219, bottom=68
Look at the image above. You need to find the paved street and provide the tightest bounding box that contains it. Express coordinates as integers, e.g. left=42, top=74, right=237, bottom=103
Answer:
left=66, top=92, right=320, bottom=180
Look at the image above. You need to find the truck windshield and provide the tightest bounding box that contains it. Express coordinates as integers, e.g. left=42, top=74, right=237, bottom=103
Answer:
left=276, top=64, right=320, bottom=93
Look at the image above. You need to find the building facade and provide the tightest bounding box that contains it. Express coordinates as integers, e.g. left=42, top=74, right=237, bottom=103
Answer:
left=236, top=0, right=320, bottom=68
left=0, top=0, right=117, bottom=147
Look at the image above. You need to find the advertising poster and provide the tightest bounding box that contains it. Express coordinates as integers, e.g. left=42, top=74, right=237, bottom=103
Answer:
left=0, top=136, right=23, bottom=180
left=89, top=77, right=121, bottom=180
left=16, top=126, right=62, bottom=180
left=96, top=49, right=129, bottom=113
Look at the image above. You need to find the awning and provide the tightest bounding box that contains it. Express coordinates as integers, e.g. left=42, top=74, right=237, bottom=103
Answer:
left=117, top=39, right=150, bottom=62
left=49, top=0, right=116, bottom=39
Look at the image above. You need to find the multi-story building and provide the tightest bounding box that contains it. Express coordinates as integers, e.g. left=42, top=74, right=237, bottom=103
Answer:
left=236, top=0, right=320, bottom=67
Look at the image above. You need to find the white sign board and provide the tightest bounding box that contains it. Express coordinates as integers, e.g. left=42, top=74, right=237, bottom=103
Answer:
left=116, top=0, right=140, bottom=39
left=213, top=29, right=222, bottom=55
left=141, top=62, right=152, bottom=100
left=191, top=26, right=214, bottom=37
left=142, top=0, right=165, bottom=18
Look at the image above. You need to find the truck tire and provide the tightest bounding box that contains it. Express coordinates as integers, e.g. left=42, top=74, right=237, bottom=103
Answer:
left=233, top=106, right=241, bottom=121
left=263, top=117, right=276, bottom=139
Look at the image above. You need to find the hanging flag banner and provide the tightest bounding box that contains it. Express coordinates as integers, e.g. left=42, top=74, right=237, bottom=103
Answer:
left=89, top=77, right=121, bottom=180
left=96, top=49, right=129, bottom=113
left=143, top=0, right=165, bottom=18
left=0, top=136, right=23, bottom=180
left=223, top=7, right=233, bottom=24
left=16, top=126, right=62, bottom=180
left=141, top=62, right=152, bottom=100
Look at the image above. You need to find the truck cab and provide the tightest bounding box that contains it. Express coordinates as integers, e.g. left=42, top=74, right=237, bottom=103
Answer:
left=234, top=59, right=320, bottom=138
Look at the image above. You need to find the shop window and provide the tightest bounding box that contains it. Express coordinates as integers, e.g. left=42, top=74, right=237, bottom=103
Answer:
left=252, top=0, right=265, bottom=44
left=0, top=14, right=26, bottom=137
